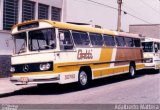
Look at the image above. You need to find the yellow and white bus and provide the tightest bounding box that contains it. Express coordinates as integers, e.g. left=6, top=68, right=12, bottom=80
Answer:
left=142, top=37, right=160, bottom=70
left=10, top=20, right=144, bottom=88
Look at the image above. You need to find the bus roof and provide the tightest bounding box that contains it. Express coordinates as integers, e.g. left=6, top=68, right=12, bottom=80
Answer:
left=118, top=32, right=141, bottom=39
left=142, top=37, right=160, bottom=42
left=11, top=20, right=116, bottom=35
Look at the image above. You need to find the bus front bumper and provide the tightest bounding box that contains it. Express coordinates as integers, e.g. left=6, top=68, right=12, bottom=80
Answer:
left=10, top=74, right=60, bottom=85
left=144, top=63, right=160, bottom=70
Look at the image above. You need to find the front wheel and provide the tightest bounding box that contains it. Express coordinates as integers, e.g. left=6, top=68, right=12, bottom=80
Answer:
left=129, top=65, right=136, bottom=78
left=78, top=70, right=89, bottom=89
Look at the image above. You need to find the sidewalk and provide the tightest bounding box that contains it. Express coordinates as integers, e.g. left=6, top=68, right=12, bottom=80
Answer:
left=0, top=78, right=36, bottom=96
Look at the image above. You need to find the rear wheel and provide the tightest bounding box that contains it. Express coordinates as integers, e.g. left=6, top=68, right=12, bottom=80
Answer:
left=154, top=69, right=160, bottom=74
left=78, top=70, right=89, bottom=89
left=129, top=65, right=136, bottom=78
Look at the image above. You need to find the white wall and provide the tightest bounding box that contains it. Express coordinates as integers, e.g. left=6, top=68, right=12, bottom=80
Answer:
left=0, top=32, right=13, bottom=55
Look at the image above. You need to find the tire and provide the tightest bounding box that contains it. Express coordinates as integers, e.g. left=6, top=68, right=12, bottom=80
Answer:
left=37, top=84, right=48, bottom=88
left=78, top=70, right=90, bottom=89
left=129, top=65, right=136, bottom=78
left=153, top=69, right=160, bottom=74
left=37, top=83, right=55, bottom=88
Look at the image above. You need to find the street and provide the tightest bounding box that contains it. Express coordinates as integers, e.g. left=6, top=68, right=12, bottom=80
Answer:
left=0, top=70, right=160, bottom=104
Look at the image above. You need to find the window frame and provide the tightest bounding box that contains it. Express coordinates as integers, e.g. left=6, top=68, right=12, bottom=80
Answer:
left=89, top=33, right=104, bottom=47
left=134, top=38, right=141, bottom=47
left=125, top=37, right=135, bottom=47
left=3, top=0, right=19, bottom=30
left=58, top=29, right=74, bottom=50
left=22, top=0, right=35, bottom=22
left=38, top=3, right=49, bottom=20
left=51, top=6, right=61, bottom=21
left=103, top=34, right=116, bottom=47
left=115, top=36, right=126, bottom=47
left=13, top=32, right=27, bottom=54
left=72, top=31, right=91, bottom=47
left=28, top=28, right=56, bottom=52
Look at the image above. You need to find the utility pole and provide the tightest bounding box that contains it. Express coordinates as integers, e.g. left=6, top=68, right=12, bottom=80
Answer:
left=117, top=0, right=122, bottom=32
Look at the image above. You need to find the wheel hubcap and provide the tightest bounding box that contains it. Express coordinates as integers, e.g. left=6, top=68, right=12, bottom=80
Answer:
left=80, top=71, right=87, bottom=86
left=130, top=66, right=135, bottom=76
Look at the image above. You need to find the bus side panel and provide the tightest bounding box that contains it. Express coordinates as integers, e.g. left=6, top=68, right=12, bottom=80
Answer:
left=92, top=47, right=144, bottom=79
left=115, top=47, right=143, bottom=66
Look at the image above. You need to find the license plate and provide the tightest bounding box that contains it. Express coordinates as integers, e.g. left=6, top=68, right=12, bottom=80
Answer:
left=20, top=77, right=29, bottom=84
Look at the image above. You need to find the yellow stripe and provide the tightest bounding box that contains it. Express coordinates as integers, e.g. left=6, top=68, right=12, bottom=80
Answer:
left=123, top=66, right=129, bottom=72
left=93, top=66, right=129, bottom=78
left=136, top=64, right=144, bottom=69
left=99, top=48, right=113, bottom=62
left=102, top=68, right=114, bottom=76
left=93, top=64, right=144, bottom=79
left=93, top=70, right=101, bottom=78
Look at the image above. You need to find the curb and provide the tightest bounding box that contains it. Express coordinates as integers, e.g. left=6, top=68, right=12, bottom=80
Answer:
left=0, top=91, right=15, bottom=98
left=0, top=85, right=37, bottom=98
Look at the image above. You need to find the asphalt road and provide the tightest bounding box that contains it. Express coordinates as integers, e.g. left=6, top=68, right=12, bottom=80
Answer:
left=0, top=70, right=160, bottom=104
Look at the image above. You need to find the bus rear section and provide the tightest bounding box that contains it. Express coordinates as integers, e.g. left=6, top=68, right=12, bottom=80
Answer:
left=142, top=38, right=160, bottom=70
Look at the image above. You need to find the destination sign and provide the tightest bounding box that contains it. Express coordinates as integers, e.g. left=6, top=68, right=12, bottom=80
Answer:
left=18, top=22, right=39, bottom=31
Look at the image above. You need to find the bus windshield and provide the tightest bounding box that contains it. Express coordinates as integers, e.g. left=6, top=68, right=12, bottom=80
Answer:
left=14, top=32, right=27, bottom=54
left=142, top=42, right=153, bottom=52
left=29, top=28, right=56, bottom=51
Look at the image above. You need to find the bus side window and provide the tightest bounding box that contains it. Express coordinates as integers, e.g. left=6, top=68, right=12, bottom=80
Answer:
left=59, top=30, right=73, bottom=50
left=125, top=37, right=134, bottom=47
left=156, top=43, right=160, bottom=51
left=154, top=43, right=159, bottom=53
left=72, top=31, right=90, bottom=46
left=103, top=35, right=115, bottom=46
left=90, top=33, right=103, bottom=47
left=134, top=38, right=141, bottom=47
left=116, top=36, right=125, bottom=47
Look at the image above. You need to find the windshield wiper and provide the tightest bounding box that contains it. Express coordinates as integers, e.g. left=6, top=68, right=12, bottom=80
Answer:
left=17, top=42, right=26, bottom=54
left=18, top=48, right=26, bottom=54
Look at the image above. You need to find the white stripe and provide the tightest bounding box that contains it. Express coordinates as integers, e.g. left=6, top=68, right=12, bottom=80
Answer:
left=110, top=48, right=117, bottom=67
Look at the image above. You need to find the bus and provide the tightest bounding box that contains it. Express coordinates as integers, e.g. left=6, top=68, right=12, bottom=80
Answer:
left=10, top=20, right=144, bottom=88
left=142, top=37, right=160, bottom=70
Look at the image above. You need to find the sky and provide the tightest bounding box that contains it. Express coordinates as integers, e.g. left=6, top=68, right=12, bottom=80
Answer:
left=65, top=0, right=160, bottom=32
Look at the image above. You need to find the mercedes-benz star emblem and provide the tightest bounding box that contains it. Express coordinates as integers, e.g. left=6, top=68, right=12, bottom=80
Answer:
left=23, top=65, right=29, bottom=72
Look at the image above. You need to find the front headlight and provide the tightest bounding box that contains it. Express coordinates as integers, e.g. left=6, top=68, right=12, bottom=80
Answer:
left=39, top=63, right=51, bottom=71
left=10, top=67, right=15, bottom=73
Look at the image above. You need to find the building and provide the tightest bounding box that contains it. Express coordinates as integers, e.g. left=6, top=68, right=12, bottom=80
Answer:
left=129, top=24, right=160, bottom=39
left=0, top=0, right=63, bottom=77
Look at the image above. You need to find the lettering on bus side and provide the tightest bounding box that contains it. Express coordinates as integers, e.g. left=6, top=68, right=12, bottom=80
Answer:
left=77, top=49, right=93, bottom=60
